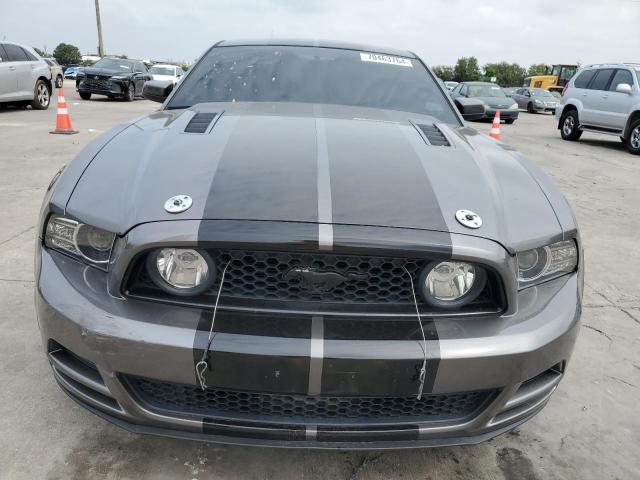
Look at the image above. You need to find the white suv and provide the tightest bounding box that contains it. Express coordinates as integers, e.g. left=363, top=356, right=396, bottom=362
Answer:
left=0, top=41, right=52, bottom=110
left=556, top=63, right=640, bottom=155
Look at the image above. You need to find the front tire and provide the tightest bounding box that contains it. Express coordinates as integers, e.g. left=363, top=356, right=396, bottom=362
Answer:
left=627, top=119, right=640, bottom=155
left=124, top=83, right=135, bottom=102
left=79, top=91, right=92, bottom=100
left=55, top=75, right=63, bottom=88
left=31, top=80, right=50, bottom=110
left=560, top=110, right=582, bottom=141
left=527, top=103, right=535, bottom=114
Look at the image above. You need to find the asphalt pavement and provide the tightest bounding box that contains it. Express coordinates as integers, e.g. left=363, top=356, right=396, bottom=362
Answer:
left=0, top=89, right=638, bottom=479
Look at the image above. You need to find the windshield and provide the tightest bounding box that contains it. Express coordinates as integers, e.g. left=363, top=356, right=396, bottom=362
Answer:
left=167, top=45, right=458, bottom=123
left=467, top=84, right=506, bottom=98
left=150, top=66, right=175, bottom=76
left=531, top=88, right=553, bottom=97
left=93, top=58, right=133, bottom=71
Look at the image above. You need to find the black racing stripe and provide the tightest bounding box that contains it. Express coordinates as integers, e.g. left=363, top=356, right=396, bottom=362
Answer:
left=325, top=118, right=451, bottom=232
left=200, top=115, right=319, bottom=223
left=316, top=425, right=419, bottom=442
left=203, top=418, right=306, bottom=441
left=321, top=357, right=435, bottom=397
left=193, top=310, right=311, bottom=394
left=323, top=318, right=438, bottom=341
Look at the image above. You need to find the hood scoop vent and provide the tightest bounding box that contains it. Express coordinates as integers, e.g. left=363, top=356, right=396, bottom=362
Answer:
left=184, top=112, right=218, bottom=133
left=417, top=124, right=450, bottom=147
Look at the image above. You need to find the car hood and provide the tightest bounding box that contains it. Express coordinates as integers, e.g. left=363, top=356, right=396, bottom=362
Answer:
left=82, top=67, right=131, bottom=77
left=474, top=97, right=515, bottom=108
left=65, top=102, right=563, bottom=250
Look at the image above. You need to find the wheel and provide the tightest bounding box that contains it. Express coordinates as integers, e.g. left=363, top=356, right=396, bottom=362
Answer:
left=124, top=83, right=135, bottom=102
left=627, top=119, right=640, bottom=155
left=55, top=75, right=63, bottom=88
left=505, top=119, right=515, bottom=124
left=527, top=103, right=535, bottom=114
left=79, top=91, right=92, bottom=100
left=30, top=79, right=50, bottom=110
left=560, top=110, right=582, bottom=141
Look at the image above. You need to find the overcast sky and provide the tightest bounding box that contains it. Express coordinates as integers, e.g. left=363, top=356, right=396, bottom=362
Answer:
left=2, top=0, right=639, bottom=66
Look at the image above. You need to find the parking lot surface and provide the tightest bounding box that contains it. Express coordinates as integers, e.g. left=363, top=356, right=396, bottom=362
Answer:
left=0, top=90, right=638, bottom=479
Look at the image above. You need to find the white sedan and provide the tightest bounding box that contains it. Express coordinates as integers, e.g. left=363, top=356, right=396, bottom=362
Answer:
left=148, top=64, right=184, bottom=84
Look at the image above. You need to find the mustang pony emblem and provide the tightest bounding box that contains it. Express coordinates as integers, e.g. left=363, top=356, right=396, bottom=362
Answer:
left=283, top=267, right=367, bottom=293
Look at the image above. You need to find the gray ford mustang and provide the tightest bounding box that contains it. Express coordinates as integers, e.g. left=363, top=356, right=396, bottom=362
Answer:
left=36, top=40, right=582, bottom=449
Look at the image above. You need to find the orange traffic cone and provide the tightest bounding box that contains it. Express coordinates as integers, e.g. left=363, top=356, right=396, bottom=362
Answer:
left=50, top=88, right=78, bottom=135
left=489, top=111, right=501, bottom=140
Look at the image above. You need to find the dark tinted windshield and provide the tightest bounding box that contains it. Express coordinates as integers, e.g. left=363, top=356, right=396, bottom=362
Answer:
left=168, top=46, right=458, bottom=123
left=93, top=58, right=134, bottom=71
left=467, top=84, right=506, bottom=98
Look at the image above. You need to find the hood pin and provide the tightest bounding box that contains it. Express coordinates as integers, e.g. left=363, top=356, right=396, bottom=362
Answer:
left=455, top=209, right=482, bottom=229
left=165, top=195, right=193, bottom=214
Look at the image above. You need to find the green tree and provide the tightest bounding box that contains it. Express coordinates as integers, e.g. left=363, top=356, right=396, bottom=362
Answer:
left=33, top=47, right=46, bottom=57
left=52, top=43, right=82, bottom=66
left=453, top=57, right=481, bottom=82
left=482, top=62, right=527, bottom=86
left=432, top=65, right=455, bottom=81
left=527, top=63, right=549, bottom=76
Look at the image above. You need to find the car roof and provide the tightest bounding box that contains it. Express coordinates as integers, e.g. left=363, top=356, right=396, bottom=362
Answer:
left=216, top=39, right=416, bottom=58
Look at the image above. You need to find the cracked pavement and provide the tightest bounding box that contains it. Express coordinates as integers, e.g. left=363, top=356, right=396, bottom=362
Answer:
left=0, top=91, right=639, bottom=479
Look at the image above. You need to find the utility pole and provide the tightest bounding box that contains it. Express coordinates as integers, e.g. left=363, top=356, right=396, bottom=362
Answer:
left=94, top=0, right=105, bottom=57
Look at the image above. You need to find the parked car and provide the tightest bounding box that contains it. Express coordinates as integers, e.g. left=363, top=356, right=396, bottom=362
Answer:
left=444, top=80, right=458, bottom=91
left=512, top=87, right=559, bottom=113
left=37, top=39, right=581, bottom=449
left=148, top=63, right=183, bottom=84
left=44, top=58, right=64, bottom=88
left=0, top=41, right=52, bottom=109
left=450, top=81, right=519, bottom=123
left=556, top=63, right=640, bottom=154
left=76, top=57, right=152, bottom=101
left=64, top=66, right=80, bottom=79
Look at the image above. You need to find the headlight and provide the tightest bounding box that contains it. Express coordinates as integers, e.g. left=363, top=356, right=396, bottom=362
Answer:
left=44, top=215, right=115, bottom=268
left=419, top=261, right=487, bottom=308
left=146, top=248, right=216, bottom=296
left=509, top=103, right=519, bottom=110
left=534, top=99, right=543, bottom=105
left=111, top=75, right=128, bottom=80
left=517, top=240, right=578, bottom=288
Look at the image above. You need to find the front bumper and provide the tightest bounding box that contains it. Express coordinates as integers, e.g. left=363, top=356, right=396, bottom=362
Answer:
left=482, top=109, right=519, bottom=120
left=35, top=232, right=581, bottom=448
left=77, top=78, right=125, bottom=97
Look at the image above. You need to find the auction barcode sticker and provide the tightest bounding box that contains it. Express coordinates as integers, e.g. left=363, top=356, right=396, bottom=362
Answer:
left=360, top=52, right=413, bottom=67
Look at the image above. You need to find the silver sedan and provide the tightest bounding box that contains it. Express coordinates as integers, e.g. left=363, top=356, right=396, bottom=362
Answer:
left=512, top=87, right=559, bottom=113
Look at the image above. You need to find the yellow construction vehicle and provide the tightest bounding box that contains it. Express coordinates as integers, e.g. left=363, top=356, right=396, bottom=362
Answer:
left=523, top=64, right=578, bottom=93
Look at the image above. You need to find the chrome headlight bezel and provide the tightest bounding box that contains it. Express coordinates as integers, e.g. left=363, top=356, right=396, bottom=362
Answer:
left=145, top=248, right=217, bottom=296
left=517, top=239, right=578, bottom=289
left=44, top=214, right=116, bottom=271
left=419, top=261, right=487, bottom=308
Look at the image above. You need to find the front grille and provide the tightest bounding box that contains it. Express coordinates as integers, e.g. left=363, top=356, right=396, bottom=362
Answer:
left=83, top=78, right=111, bottom=90
left=125, top=250, right=502, bottom=313
left=125, top=375, right=494, bottom=423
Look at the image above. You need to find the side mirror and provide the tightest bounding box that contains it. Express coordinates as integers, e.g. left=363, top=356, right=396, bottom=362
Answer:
left=142, top=80, right=174, bottom=103
left=454, top=98, right=485, bottom=121
left=615, top=83, right=632, bottom=95
left=525, top=91, right=531, bottom=97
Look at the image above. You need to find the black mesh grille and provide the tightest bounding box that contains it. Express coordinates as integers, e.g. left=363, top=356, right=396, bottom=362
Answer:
left=184, top=112, right=217, bottom=133
left=417, top=124, right=450, bottom=146
left=126, top=250, right=502, bottom=313
left=125, top=376, right=493, bottom=422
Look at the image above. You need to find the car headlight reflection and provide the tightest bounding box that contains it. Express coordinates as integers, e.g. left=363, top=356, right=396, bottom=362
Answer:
left=44, top=214, right=115, bottom=267
left=420, top=261, right=487, bottom=308
left=146, top=248, right=216, bottom=296
left=518, top=240, right=578, bottom=288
